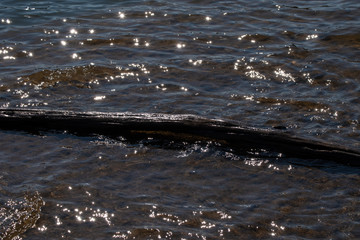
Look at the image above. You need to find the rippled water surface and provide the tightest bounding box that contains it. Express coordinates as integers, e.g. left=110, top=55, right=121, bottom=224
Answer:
left=1, top=0, right=360, bottom=239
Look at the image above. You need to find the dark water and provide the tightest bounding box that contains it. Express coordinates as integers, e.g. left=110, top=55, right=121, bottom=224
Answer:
left=1, top=0, right=360, bottom=239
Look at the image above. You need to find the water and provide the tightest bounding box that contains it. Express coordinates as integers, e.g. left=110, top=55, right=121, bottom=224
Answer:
left=1, top=0, right=360, bottom=239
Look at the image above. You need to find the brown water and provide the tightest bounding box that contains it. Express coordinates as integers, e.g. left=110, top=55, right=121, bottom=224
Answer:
left=1, top=0, right=360, bottom=239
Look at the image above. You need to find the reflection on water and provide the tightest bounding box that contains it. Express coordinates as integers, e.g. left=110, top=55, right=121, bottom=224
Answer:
left=1, top=0, right=360, bottom=239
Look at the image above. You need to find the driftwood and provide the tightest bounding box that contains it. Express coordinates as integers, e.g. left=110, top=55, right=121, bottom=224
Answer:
left=0, top=108, right=359, bottom=166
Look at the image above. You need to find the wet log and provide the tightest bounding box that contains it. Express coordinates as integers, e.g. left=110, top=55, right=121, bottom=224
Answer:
left=0, top=108, right=359, bottom=166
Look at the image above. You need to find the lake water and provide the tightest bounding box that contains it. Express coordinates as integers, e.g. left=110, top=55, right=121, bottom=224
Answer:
left=1, top=0, right=360, bottom=239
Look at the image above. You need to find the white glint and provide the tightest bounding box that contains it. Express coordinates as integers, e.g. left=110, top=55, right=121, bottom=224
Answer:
left=94, top=96, right=106, bottom=101
left=306, top=34, right=318, bottom=40
left=1, top=19, right=12, bottom=24
left=69, top=28, right=78, bottom=35
left=118, top=12, right=125, bottom=19
left=177, top=43, right=186, bottom=49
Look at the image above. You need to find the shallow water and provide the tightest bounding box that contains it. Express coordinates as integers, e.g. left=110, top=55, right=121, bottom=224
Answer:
left=1, top=0, right=360, bottom=239
left=1, top=131, right=360, bottom=239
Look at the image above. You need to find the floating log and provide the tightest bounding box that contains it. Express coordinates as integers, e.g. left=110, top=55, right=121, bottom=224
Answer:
left=0, top=108, right=359, bottom=166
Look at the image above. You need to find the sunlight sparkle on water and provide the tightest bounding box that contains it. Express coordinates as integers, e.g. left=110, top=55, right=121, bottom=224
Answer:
left=270, top=221, right=285, bottom=236
left=37, top=225, right=47, bottom=232
left=145, top=11, right=155, bottom=18
left=1, top=18, right=12, bottom=24
left=118, top=12, right=125, bottom=19
left=238, top=34, right=248, bottom=41
left=177, top=43, right=186, bottom=49
left=94, top=96, right=106, bottom=101
left=3, top=55, right=15, bottom=60
left=189, top=59, right=203, bottom=66
left=274, top=68, right=295, bottom=82
left=71, top=53, right=81, bottom=59
left=306, top=34, right=318, bottom=40
left=69, top=28, right=78, bottom=35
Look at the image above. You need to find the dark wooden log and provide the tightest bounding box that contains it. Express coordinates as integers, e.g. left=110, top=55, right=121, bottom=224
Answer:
left=0, top=108, right=359, bottom=166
